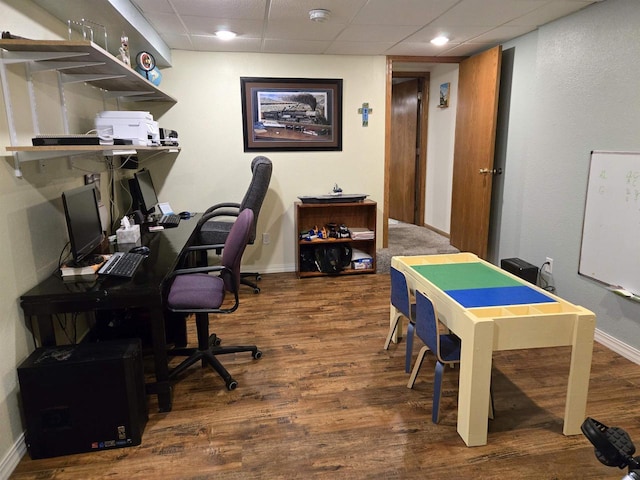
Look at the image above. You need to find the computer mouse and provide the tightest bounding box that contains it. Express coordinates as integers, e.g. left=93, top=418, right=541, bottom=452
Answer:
left=129, top=245, right=150, bottom=255
left=178, top=211, right=192, bottom=219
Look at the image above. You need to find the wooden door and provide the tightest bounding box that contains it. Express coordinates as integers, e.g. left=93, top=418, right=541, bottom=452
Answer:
left=389, top=78, right=419, bottom=223
left=449, top=46, right=502, bottom=259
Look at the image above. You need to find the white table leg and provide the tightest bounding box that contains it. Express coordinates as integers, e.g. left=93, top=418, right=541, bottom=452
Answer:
left=563, top=312, right=596, bottom=435
left=457, top=316, right=494, bottom=446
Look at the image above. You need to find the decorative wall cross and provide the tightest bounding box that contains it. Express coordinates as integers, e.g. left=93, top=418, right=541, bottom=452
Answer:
left=358, top=102, right=373, bottom=127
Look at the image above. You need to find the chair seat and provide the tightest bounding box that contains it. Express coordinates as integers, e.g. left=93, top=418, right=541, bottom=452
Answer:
left=168, top=274, right=225, bottom=309
left=438, top=334, right=461, bottom=363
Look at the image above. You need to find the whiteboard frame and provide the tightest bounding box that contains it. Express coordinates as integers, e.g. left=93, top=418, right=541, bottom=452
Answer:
left=579, top=150, right=640, bottom=296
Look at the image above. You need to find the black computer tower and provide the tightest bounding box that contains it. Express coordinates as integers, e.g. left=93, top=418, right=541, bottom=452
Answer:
left=501, top=257, right=539, bottom=285
left=17, top=339, right=148, bottom=459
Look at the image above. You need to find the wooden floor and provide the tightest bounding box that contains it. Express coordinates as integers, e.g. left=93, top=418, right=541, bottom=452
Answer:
left=11, top=273, right=640, bottom=479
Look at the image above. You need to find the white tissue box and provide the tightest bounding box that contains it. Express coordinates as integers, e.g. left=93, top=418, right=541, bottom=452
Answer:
left=116, top=224, right=141, bottom=244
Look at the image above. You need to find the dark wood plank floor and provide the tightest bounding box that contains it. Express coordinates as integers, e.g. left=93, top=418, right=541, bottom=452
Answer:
left=11, top=273, right=640, bottom=479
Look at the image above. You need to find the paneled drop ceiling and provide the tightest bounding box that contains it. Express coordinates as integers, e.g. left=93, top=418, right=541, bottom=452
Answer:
left=32, top=0, right=601, bottom=67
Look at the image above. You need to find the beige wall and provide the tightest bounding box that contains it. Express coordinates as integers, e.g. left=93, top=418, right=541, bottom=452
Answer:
left=0, top=0, right=100, bottom=471
left=152, top=50, right=387, bottom=273
left=0, top=1, right=386, bottom=472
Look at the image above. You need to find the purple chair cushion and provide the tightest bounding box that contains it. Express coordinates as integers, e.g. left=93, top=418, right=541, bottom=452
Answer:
left=167, top=274, right=225, bottom=310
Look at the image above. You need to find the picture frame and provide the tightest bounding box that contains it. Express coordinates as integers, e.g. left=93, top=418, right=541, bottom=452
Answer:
left=439, top=82, right=450, bottom=108
left=240, top=77, right=343, bottom=152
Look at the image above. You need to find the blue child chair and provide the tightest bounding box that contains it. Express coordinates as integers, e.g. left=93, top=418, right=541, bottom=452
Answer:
left=384, top=267, right=417, bottom=373
left=407, top=290, right=493, bottom=423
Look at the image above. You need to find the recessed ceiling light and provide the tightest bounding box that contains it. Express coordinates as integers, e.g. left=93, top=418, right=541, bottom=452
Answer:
left=309, top=9, right=331, bottom=22
left=430, top=36, right=450, bottom=46
left=215, top=30, right=237, bottom=40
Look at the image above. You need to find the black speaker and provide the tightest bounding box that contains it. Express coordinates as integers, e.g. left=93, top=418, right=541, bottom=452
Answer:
left=17, top=339, right=148, bottom=459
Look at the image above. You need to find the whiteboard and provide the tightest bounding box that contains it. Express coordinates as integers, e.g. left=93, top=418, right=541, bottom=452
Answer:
left=579, top=151, right=640, bottom=295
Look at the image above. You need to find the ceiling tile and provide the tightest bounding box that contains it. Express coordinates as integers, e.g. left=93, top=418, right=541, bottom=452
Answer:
left=191, top=35, right=263, bottom=51
left=335, top=24, right=420, bottom=43
left=325, top=41, right=395, bottom=55
left=168, top=0, right=266, bottom=19
left=265, top=19, right=346, bottom=41
left=262, top=38, right=332, bottom=54
left=181, top=17, right=265, bottom=38
left=352, top=0, right=459, bottom=26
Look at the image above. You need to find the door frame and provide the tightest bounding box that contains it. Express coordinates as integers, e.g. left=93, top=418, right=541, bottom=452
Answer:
left=390, top=73, right=428, bottom=226
left=383, top=55, right=465, bottom=247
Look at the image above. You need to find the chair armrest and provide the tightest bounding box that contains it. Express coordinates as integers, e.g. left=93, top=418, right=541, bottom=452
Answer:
left=197, top=208, right=241, bottom=227
left=203, top=202, right=241, bottom=214
left=168, top=264, right=226, bottom=279
left=184, top=243, right=225, bottom=252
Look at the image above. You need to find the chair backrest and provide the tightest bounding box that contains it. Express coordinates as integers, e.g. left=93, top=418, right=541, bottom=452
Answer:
left=390, top=267, right=412, bottom=319
left=415, top=290, right=441, bottom=353
left=239, top=156, right=272, bottom=244
left=221, top=208, right=254, bottom=292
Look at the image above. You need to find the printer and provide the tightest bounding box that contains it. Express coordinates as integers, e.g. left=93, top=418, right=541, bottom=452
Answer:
left=95, top=111, right=160, bottom=146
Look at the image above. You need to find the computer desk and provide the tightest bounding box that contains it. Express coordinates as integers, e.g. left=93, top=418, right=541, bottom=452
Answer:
left=391, top=252, right=596, bottom=447
left=20, top=215, right=201, bottom=413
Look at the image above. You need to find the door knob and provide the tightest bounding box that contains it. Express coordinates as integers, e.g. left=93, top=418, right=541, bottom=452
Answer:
left=478, top=168, right=503, bottom=175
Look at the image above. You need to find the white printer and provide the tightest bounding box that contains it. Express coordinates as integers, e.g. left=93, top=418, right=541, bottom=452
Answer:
left=95, top=111, right=160, bottom=146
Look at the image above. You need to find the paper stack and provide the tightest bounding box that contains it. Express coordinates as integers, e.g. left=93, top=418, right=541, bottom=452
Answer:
left=349, top=227, right=375, bottom=240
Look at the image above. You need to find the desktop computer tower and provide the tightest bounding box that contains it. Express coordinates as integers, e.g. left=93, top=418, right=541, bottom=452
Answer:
left=500, top=257, right=539, bottom=285
left=17, top=339, right=148, bottom=459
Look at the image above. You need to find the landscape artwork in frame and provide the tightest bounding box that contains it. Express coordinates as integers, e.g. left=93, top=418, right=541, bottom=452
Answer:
left=241, top=77, right=343, bottom=151
left=439, top=82, right=450, bottom=108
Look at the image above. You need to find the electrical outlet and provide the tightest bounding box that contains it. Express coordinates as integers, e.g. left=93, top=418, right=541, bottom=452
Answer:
left=262, top=232, right=270, bottom=245
left=545, top=257, right=553, bottom=274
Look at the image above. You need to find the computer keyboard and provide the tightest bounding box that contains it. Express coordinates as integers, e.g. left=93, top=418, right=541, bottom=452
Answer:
left=97, top=252, right=145, bottom=278
left=157, top=213, right=180, bottom=228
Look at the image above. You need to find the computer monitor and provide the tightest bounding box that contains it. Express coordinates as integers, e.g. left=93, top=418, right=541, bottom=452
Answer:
left=62, top=184, right=104, bottom=265
left=132, top=169, right=159, bottom=216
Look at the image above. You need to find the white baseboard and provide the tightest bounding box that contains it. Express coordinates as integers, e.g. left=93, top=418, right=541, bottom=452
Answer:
left=595, top=328, right=640, bottom=365
left=0, top=432, right=26, bottom=480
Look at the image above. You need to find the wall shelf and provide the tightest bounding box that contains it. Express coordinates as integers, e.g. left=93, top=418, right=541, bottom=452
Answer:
left=0, top=39, right=178, bottom=176
left=0, top=39, right=176, bottom=102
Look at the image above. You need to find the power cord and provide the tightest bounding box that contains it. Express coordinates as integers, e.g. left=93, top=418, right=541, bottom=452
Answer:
left=538, top=261, right=556, bottom=293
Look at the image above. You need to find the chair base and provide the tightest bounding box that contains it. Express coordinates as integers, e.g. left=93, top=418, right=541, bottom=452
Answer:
left=169, top=343, right=262, bottom=390
left=241, top=272, right=261, bottom=294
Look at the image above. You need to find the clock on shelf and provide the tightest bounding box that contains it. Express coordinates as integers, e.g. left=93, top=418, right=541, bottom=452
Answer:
left=135, top=51, right=162, bottom=86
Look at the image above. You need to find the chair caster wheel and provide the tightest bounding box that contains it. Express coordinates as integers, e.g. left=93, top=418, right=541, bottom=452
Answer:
left=253, top=350, right=263, bottom=359
left=208, top=334, right=221, bottom=347
left=253, top=287, right=260, bottom=294
left=226, top=379, right=238, bottom=390
left=256, top=275, right=262, bottom=281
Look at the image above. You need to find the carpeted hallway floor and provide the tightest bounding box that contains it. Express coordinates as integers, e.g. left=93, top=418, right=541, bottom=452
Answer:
left=376, top=220, right=459, bottom=273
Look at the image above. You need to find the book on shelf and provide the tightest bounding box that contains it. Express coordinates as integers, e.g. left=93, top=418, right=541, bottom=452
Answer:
left=60, top=255, right=110, bottom=277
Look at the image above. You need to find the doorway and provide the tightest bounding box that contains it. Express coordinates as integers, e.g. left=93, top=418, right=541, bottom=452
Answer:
left=389, top=73, right=428, bottom=226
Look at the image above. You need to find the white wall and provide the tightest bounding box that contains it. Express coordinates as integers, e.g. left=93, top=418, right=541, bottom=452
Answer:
left=495, top=0, right=640, bottom=350
left=153, top=50, right=387, bottom=272
left=425, top=64, right=458, bottom=233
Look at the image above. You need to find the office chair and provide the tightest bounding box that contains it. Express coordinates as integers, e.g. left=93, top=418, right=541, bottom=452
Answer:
left=384, top=267, right=417, bottom=373
left=194, top=156, right=272, bottom=293
left=407, top=290, right=493, bottom=423
left=165, top=208, right=262, bottom=391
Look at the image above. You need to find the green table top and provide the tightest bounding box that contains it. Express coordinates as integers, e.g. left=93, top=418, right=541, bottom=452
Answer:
left=411, top=262, right=522, bottom=291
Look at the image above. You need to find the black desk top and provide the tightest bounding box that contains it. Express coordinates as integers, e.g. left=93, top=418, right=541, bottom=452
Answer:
left=20, top=215, right=200, bottom=314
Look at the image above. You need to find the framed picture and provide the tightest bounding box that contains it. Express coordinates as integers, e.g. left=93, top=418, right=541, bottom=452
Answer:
left=439, top=82, right=450, bottom=108
left=240, top=77, right=343, bottom=151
